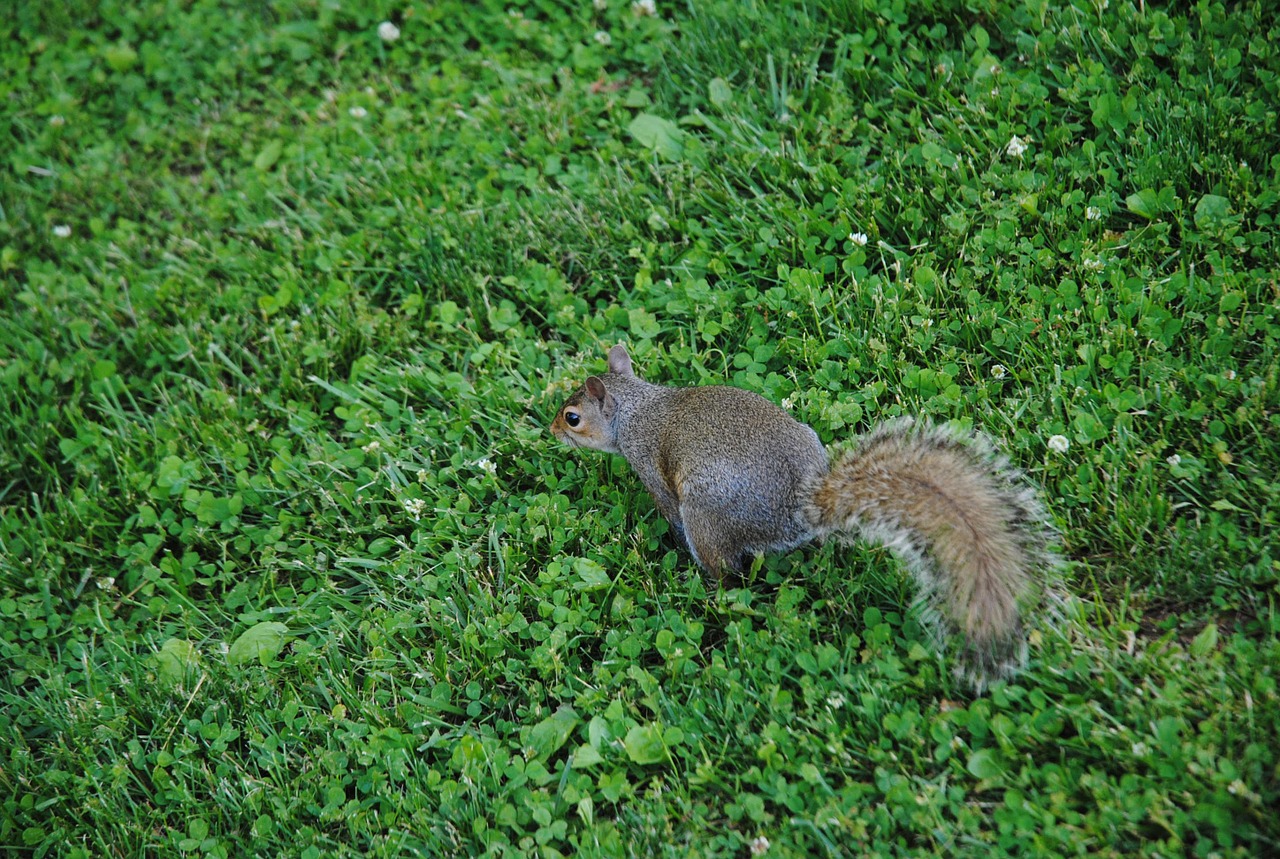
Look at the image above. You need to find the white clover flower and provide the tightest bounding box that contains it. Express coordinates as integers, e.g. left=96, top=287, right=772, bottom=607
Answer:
left=53, top=224, right=72, bottom=238
left=1047, top=435, right=1070, bottom=454
left=849, top=231, right=869, bottom=246
left=477, top=457, right=497, bottom=476
left=1166, top=454, right=1181, bottom=466
left=1005, top=135, right=1028, bottom=158
left=1083, top=256, right=1105, bottom=271
left=593, top=29, right=612, bottom=45
left=826, top=692, right=846, bottom=709
left=349, top=105, right=368, bottom=118
left=1223, top=369, right=1236, bottom=381
left=416, top=469, right=430, bottom=484
left=990, top=364, right=1007, bottom=379
left=749, top=836, right=770, bottom=856
left=1085, top=206, right=1102, bottom=221
left=404, top=498, right=426, bottom=520
left=594, top=0, right=608, bottom=9
left=49, top=114, right=66, bottom=127
left=361, top=440, right=381, bottom=454
left=632, top=0, right=657, bottom=14
left=378, top=21, right=400, bottom=42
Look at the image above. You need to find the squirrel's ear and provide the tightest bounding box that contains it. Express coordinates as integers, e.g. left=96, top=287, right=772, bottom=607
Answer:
left=584, top=376, right=610, bottom=404
left=584, top=376, right=619, bottom=417
left=607, top=344, right=633, bottom=377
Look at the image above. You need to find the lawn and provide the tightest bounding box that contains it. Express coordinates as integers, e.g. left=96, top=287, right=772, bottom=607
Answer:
left=2, top=0, right=1278, bottom=856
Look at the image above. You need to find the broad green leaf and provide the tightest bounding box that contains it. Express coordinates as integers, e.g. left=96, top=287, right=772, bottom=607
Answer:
left=1189, top=622, right=1218, bottom=658
left=622, top=87, right=651, bottom=108
left=526, top=705, right=580, bottom=760
left=628, top=113, right=685, bottom=161
left=966, top=748, right=1007, bottom=779
left=254, top=140, right=284, bottom=171
left=154, top=638, right=200, bottom=685
left=1152, top=716, right=1183, bottom=752
left=572, top=557, right=612, bottom=592
left=1125, top=188, right=1159, bottom=220
left=1193, top=194, right=1232, bottom=231
left=103, top=43, right=138, bottom=72
left=708, top=77, right=732, bottom=107
left=622, top=723, right=669, bottom=765
left=228, top=622, right=290, bottom=666
left=627, top=307, right=661, bottom=340
left=1092, top=91, right=1120, bottom=131
left=1071, top=412, right=1108, bottom=443
left=571, top=743, right=605, bottom=768
left=971, top=54, right=1000, bottom=83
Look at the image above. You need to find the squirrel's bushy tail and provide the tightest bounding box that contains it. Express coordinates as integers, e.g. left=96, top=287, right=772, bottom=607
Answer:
left=806, top=418, right=1054, bottom=689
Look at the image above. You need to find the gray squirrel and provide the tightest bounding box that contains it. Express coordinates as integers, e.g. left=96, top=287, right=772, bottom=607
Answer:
left=551, top=344, right=1056, bottom=688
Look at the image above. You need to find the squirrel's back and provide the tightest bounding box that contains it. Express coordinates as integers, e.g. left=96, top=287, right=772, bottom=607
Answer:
left=628, top=385, right=829, bottom=568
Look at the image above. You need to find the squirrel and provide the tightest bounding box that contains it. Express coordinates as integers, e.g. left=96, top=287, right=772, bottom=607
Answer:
left=550, top=344, right=1056, bottom=689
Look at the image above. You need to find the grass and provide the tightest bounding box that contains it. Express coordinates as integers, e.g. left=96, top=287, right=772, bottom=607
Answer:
left=2, top=0, right=1278, bottom=856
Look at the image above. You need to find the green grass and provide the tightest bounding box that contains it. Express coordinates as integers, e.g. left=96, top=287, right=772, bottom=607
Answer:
left=2, top=0, right=1278, bottom=856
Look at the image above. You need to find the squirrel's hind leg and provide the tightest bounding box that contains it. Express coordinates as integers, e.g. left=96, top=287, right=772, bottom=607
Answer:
left=680, top=509, right=747, bottom=582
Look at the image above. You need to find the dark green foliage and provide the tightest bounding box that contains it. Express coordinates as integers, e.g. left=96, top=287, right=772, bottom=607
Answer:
left=2, top=1, right=1277, bottom=856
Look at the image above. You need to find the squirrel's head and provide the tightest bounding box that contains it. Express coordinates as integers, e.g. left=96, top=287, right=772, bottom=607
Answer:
left=550, top=380, right=615, bottom=452
left=549, top=344, right=635, bottom=454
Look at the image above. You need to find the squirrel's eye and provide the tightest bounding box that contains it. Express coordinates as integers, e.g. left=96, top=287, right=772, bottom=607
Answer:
left=563, top=410, right=581, bottom=428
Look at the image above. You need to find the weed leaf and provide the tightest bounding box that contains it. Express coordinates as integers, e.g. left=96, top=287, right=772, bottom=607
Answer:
left=154, top=638, right=200, bottom=686
left=526, top=705, right=581, bottom=761
left=623, top=723, right=669, bottom=765
left=228, top=622, right=290, bottom=666
left=628, top=113, right=685, bottom=160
